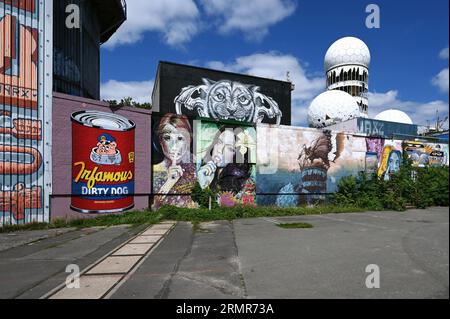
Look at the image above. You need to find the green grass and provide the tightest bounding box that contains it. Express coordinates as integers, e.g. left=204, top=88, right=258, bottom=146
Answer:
left=277, top=222, right=313, bottom=229
left=0, top=210, right=163, bottom=233
left=0, top=204, right=364, bottom=233
left=158, top=204, right=364, bottom=222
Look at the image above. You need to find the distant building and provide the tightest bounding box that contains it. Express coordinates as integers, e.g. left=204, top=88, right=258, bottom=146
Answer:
left=53, top=0, right=127, bottom=99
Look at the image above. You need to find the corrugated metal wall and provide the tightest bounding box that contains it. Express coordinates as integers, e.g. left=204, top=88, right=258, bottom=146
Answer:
left=53, top=0, right=100, bottom=100
left=0, top=0, right=52, bottom=226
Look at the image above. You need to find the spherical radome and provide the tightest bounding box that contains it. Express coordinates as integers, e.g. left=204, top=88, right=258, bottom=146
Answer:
left=308, top=90, right=360, bottom=128
left=374, top=109, right=414, bottom=125
left=324, top=37, right=371, bottom=71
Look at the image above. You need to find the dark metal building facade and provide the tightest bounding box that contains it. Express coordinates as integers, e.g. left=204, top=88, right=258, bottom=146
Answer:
left=53, top=0, right=126, bottom=100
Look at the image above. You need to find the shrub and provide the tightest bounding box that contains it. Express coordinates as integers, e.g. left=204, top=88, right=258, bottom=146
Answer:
left=333, top=160, right=449, bottom=211
left=191, top=182, right=219, bottom=209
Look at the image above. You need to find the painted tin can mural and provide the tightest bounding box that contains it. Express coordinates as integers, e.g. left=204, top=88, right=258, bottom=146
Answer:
left=1, top=0, right=52, bottom=225
left=71, top=111, right=135, bottom=214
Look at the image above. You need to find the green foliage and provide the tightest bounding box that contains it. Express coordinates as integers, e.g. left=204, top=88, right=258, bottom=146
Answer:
left=277, top=222, right=313, bottom=229
left=157, top=204, right=363, bottom=222
left=105, top=97, right=152, bottom=109
left=191, top=182, right=219, bottom=209
left=332, top=160, right=449, bottom=211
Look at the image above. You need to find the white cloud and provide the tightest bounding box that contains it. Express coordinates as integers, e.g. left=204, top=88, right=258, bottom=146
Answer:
left=432, top=68, right=449, bottom=94
left=205, top=51, right=324, bottom=125
left=104, top=0, right=200, bottom=48
left=439, top=47, right=449, bottom=60
left=368, top=90, right=449, bottom=126
left=100, top=79, right=154, bottom=104
left=432, top=47, right=449, bottom=94
left=199, top=0, right=296, bottom=41
left=103, top=0, right=297, bottom=48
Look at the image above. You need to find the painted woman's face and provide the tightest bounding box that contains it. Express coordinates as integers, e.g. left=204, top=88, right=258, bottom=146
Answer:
left=160, top=123, right=190, bottom=165
left=212, top=129, right=236, bottom=167
left=388, top=151, right=400, bottom=172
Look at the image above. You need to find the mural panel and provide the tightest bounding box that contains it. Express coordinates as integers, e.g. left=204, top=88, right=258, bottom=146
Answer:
left=1, top=0, right=52, bottom=225
left=71, top=111, right=136, bottom=214
left=403, top=141, right=449, bottom=168
left=366, top=138, right=403, bottom=181
left=152, top=62, right=292, bottom=125
left=256, top=125, right=366, bottom=207
left=195, top=120, right=256, bottom=207
left=152, top=114, right=197, bottom=209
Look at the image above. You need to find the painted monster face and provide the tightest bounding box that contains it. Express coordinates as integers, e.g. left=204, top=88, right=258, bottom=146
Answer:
left=207, top=81, right=256, bottom=122
left=160, top=123, right=190, bottom=165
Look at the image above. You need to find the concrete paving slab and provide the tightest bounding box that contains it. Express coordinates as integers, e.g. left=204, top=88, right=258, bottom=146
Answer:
left=50, top=275, right=122, bottom=299
left=112, top=244, right=154, bottom=256
left=110, top=222, right=194, bottom=299
left=87, top=256, right=141, bottom=275
left=111, top=221, right=245, bottom=299
left=129, top=235, right=161, bottom=244
left=141, top=229, right=167, bottom=236
left=148, top=225, right=172, bottom=231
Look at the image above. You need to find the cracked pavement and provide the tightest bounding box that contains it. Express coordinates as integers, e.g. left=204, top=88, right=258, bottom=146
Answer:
left=0, top=207, right=448, bottom=299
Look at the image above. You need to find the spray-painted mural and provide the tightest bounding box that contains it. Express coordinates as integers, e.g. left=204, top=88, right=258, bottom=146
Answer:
left=152, top=62, right=292, bottom=125
left=403, top=141, right=449, bottom=167
left=365, top=138, right=403, bottom=181
left=195, top=120, right=256, bottom=207
left=175, top=79, right=283, bottom=124
left=1, top=0, right=52, bottom=225
left=257, top=125, right=365, bottom=207
left=152, top=114, right=197, bottom=209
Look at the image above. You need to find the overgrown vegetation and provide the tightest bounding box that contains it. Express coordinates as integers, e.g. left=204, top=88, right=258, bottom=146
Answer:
left=105, top=97, right=152, bottom=109
left=0, top=210, right=162, bottom=233
left=157, top=204, right=363, bottom=223
left=191, top=182, right=219, bottom=209
left=277, top=222, right=313, bottom=229
left=332, top=157, right=449, bottom=211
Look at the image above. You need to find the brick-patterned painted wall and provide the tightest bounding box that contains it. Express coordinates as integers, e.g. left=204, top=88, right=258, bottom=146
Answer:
left=51, top=93, right=151, bottom=220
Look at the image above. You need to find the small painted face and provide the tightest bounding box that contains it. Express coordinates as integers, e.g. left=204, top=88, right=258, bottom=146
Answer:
left=212, top=130, right=236, bottom=167
left=388, top=151, right=401, bottom=172
left=96, top=141, right=117, bottom=156
left=160, top=124, right=190, bottom=165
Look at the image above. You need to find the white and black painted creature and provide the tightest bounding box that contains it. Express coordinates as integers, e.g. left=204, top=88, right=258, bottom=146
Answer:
left=174, top=79, right=283, bottom=124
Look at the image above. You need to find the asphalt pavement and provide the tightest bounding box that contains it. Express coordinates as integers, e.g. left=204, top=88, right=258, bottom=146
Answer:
left=0, top=207, right=448, bottom=299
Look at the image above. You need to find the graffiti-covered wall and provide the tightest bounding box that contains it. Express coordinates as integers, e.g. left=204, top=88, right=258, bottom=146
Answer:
left=256, top=125, right=367, bottom=206
left=1, top=0, right=53, bottom=225
left=151, top=115, right=257, bottom=208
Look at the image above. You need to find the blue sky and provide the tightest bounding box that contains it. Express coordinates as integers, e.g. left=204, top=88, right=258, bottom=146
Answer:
left=100, top=0, right=449, bottom=127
